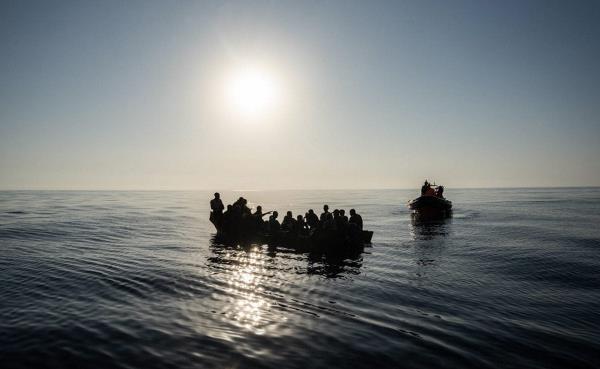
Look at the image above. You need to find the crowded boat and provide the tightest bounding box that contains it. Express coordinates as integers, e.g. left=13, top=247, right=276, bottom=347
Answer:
left=209, top=193, right=373, bottom=251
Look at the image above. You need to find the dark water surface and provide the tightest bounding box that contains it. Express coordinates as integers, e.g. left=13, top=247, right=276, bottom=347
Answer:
left=1, top=189, right=600, bottom=369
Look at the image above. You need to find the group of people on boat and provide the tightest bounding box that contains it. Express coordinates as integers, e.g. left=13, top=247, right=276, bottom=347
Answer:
left=209, top=193, right=364, bottom=238
left=421, top=180, right=445, bottom=198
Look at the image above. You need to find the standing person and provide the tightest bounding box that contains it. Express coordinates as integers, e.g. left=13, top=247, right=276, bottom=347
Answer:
left=320, top=205, right=333, bottom=226
left=349, top=209, right=363, bottom=230
left=320, top=205, right=330, bottom=221
left=421, top=181, right=430, bottom=196
left=210, top=192, right=225, bottom=226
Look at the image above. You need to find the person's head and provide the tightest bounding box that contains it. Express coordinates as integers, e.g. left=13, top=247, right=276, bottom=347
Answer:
left=323, top=205, right=329, bottom=212
left=333, top=209, right=339, bottom=216
left=350, top=209, right=356, bottom=216
left=286, top=211, right=292, bottom=217
left=256, top=205, right=262, bottom=213
left=424, top=180, right=429, bottom=186
left=272, top=211, right=278, bottom=218
left=297, top=215, right=303, bottom=221
left=214, top=192, right=220, bottom=199
left=340, top=209, right=345, bottom=216
left=308, top=209, right=314, bottom=214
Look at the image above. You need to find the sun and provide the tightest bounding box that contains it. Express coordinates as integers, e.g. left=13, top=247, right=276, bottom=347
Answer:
left=225, top=65, right=281, bottom=118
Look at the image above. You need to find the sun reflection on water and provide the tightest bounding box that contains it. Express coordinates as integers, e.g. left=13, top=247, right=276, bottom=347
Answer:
left=225, top=247, right=271, bottom=333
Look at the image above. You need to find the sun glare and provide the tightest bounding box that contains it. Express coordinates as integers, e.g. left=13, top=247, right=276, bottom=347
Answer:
left=225, top=65, right=280, bottom=118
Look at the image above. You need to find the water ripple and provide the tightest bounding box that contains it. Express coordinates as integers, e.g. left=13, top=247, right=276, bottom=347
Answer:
left=1, top=189, right=600, bottom=369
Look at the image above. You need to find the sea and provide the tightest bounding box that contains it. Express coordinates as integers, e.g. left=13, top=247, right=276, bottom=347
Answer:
left=1, top=188, right=599, bottom=369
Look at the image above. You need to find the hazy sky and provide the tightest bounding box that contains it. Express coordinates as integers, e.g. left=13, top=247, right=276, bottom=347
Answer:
left=1, top=0, right=599, bottom=190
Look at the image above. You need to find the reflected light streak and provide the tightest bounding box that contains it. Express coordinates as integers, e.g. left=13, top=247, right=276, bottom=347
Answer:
left=226, top=247, right=270, bottom=334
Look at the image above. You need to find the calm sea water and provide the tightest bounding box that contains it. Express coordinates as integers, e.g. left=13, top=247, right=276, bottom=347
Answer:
left=1, top=189, right=599, bottom=369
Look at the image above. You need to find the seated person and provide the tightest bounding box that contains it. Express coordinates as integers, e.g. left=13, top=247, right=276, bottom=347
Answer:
left=221, top=204, right=233, bottom=231
left=305, top=209, right=319, bottom=229
left=281, top=211, right=296, bottom=231
left=268, top=211, right=280, bottom=232
left=321, top=205, right=334, bottom=230
left=233, top=197, right=251, bottom=216
left=424, top=186, right=436, bottom=196
left=331, top=209, right=341, bottom=230
left=349, top=209, right=363, bottom=230
left=340, top=209, right=349, bottom=223
left=253, top=205, right=264, bottom=218
left=295, top=215, right=307, bottom=234
left=253, top=206, right=270, bottom=229
left=435, top=185, right=445, bottom=198
left=338, top=209, right=349, bottom=231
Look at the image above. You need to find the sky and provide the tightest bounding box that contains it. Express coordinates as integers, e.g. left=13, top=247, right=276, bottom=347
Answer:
left=1, top=0, right=599, bottom=190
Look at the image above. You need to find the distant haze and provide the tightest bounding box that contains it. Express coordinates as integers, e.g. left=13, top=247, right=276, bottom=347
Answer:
left=1, top=1, right=599, bottom=190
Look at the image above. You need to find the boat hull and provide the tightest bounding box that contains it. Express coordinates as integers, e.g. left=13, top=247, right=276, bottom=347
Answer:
left=211, top=215, right=372, bottom=253
left=408, top=196, right=452, bottom=219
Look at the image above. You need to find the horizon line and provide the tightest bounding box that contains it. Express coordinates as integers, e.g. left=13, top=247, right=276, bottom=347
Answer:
left=1, top=185, right=599, bottom=192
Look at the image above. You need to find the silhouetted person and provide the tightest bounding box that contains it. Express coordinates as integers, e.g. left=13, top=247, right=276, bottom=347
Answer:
left=234, top=197, right=251, bottom=216
left=210, top=193, right=225, bottom=226
left=332, top=209, right=341, bottom=231
left=253, top=205, right=270, bottom=230
left=421, top=180, right=430, bottom=196
left=320, top=205, right=331, bottom=222
left=222, top=204, right=233, bottom=231
left=436, top=185, right=445, bottom=198
left=339, top=209, right=349, bottom=231
left=424, top=186, right=436, bottom=196
left=320, top=205, right=333, bottom=229
left=333, top=209, right=349, bottom=231
left=268, top=211, right=280, bottom=233
left=211, top=192, right=224, bottom=212
left=295, top=215, right=307, bottom=235
left=421, top=180, right=435, bottom=196
left=349, top=209, right=363, bottom=230
left=282, top=211, right=296, bottom=231
left=305, top=209, right=319, bottom=229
